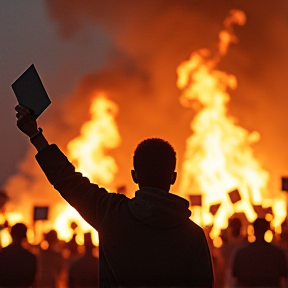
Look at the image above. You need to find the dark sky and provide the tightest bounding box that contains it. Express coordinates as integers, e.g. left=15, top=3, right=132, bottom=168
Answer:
left=1, top=0, right=288, bottom=201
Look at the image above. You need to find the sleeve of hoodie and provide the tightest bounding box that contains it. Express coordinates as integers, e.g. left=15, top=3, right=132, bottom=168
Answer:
left=35, top=144, right=126, bottom=230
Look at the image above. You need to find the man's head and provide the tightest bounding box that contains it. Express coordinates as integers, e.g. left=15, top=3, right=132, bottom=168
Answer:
left=10, top=222, right=27, bottom=243
left=131, top=138, right=177, bottom=191
left=228, top=217, right=242, bottom=238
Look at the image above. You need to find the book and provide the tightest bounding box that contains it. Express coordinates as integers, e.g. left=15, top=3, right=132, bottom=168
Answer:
left=12, top=64, right=51, bottom=118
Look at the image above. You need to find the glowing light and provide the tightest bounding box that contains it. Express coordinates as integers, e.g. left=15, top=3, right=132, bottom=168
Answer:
left=213, top=236, right=223, bottom=248
left=176, top=9, right=286, bottom=237
left=274, top=226, right=282, bottom=234
left=67, top=93, right=121, bottom=184
left=247, top=225, right=254, bottom=236
left=264, top=230, right=273, bottom=243
left=0, top=212, right=26, bottom=247
left=53, top=203, right=99, bottom=246
left=0, top=229, right=11, bottom=248
left=4, top=212, right=24, bottom=225
left=248, top=235, right=256, bottom=243
left=40, top=240, right=49, bottom=250
left=0, top=214, right=5, bottom=224
left=75, top=233, right=84, bottom=246
left=265, top=213, right=273, bottom=222
left=50, top=93, right=120, bottom=244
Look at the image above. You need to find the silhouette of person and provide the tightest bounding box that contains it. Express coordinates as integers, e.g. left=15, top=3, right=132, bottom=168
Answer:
left=68, top=232, right=99, bottom=288
left=66, top=234, right=80, bottom=259
left=232, top=218, right=288, bottom=288
left=15, top=105, right=214, bottom=288
left=38, top=229, right=64, bottom=288
left=0, top=222, right=37, bottom=287
left=220, top=217, right=247, bottom=287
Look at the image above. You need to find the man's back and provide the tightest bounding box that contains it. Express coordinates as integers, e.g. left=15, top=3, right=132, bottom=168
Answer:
left=0, top=243, right=37, bottom=287
left=35, top=144, right=213, bottom=287
left=99, top=187, right=213, bottom=287
left=232, top=241, right=287, bottom=287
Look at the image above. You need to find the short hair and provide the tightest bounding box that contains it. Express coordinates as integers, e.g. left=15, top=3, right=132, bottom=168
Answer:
left=133, top=138, right=176, bottom=187
left=11, top=223, right=27, bottom=241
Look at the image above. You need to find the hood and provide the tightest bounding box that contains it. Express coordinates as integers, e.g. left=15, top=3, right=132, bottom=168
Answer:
left=128, top=187, right=191, bottom=229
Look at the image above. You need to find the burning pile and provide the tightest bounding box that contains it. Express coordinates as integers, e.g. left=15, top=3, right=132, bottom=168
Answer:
left=1, top=6, right=287, bottom=248
left=177, top=10, right=286, bottom=239
left=54, top=93, right=121, bottom=244
left=0, top=93, right=120, bottom=246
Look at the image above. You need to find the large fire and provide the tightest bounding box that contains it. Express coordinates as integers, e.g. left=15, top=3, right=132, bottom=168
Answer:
left=0, top=93, right=120, bottom=247
left=1, top=10, right=287, bottom=249
left=67, top=93, right=121, bottom=184
left=176, top=10, right=286, bottom=239
left=52, top=93, right=121, bottom=245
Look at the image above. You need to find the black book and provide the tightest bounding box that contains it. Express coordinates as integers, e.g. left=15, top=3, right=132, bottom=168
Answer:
left=12, top=64, right=51, bottom=118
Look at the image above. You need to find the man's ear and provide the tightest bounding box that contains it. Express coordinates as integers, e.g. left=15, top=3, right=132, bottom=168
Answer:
left=170, top=172, right=177, bottom=185
left=131, top=170, right=138, bottom=184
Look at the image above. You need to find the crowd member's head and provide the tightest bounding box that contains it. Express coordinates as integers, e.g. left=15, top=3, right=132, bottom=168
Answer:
left=132, top=138, right=177, bottom=191
left=228, top=217, right=242, bottom=238
left=253, top=218, right=269, bottom=240
left=84, top=232, right=95, bottom=253
left=44, top=229, right=58, bottom=246
left=11, top=222, right=27, bottom=244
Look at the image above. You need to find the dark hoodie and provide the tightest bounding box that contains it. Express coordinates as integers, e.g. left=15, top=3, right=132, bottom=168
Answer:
left=36, top=144, right=214, bottom=288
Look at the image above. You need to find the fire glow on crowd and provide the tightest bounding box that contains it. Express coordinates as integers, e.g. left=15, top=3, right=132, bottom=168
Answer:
left=0, top=8, right=286, bottom=248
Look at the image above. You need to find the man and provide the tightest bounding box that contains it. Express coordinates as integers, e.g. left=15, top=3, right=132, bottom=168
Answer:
left=38, top=230, right=64, bottom=288
left=232, top=218, right=287, bottom=288
left=0, top=222, right=37, bottom=287
left=220, top=217, right=247, bottom=287
left=15, top=105, right=213, bottom=287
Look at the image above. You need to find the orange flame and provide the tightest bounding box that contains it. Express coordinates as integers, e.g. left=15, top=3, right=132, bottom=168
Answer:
left=67, top=92, right=121, bottom=184
left=2, top=93, right=121, bottom=247
left=50, top=93, right=121, bottom=245
left=176, top=10, right=286, bottom=238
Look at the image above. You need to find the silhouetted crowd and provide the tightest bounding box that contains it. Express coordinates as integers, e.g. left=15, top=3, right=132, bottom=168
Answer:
left=1, top=215, right=288, bottom=288
left=0, top=223, right=99, bottom=288
left=206, top=216, right=288, bottom=288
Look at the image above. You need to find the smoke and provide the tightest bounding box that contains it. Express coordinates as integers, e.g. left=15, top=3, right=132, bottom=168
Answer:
left=4, top=0, right=288, bottom=225
left=45, top=0, right=288, bottom=190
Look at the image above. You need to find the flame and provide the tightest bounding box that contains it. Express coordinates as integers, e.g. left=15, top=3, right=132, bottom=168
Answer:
left=51, top=92, right=121, bottom=244
left=53, top=203, right=99, bottom=246
left=0, top=212, right=24, bottom=247
left=2, top=93, right=121, bottom=246
left=176, top=10, right=286, bottom=238
left=67, top=92, right=121, bottom=184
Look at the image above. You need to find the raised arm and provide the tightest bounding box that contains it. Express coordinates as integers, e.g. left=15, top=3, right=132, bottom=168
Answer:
left=15, top=105, right=126, bottom=230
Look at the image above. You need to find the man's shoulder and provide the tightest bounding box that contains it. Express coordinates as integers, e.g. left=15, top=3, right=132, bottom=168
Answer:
left=266, top=242, right=287, bottom=257
left=184, top=219, right=206, bottom=240
left=187, top=218, right=205, bottom=231
left=235, top=241, right=286, bottom=257
left=0, top=244, right=36, bottom=261
left=17, top=245, right=36, bottom=259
